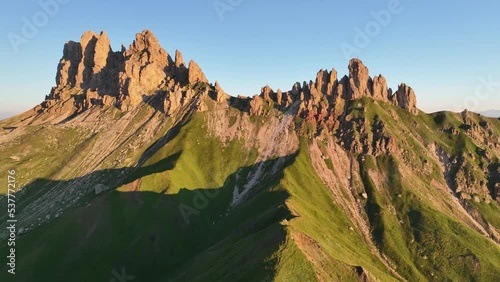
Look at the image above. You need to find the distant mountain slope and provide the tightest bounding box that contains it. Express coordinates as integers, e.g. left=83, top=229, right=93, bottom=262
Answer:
left=0, top=30, right=499, bottom=282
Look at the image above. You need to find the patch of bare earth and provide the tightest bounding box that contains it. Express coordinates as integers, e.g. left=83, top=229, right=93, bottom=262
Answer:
left=205, top=107, right=299, bottom=206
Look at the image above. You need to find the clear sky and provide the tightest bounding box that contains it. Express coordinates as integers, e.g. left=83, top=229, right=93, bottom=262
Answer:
left=1, top=0, right=499, bottom=119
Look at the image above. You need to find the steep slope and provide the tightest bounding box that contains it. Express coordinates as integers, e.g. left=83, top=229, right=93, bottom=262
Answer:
left=0, top=30, right=499, bottom=282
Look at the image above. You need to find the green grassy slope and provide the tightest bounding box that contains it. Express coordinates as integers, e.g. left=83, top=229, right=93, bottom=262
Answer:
left=0, top=98, right=499, bottom=281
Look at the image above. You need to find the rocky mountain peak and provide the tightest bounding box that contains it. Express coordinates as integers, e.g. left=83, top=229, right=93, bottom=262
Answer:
left=128, top=30, right=159, bottom=51
left=242, top=58, right=418, bottom=119
left=315, top=69, right=330, bottom=93
left=347, top=58, right=373, bottom=99
left=56, top=30, right=112, bottom=90
left=125, top=30, right=173, bottom=65
left=119, top=30, right=174, bottom=109
left=46, top=30, right=209, bottom=113
left=261, top=85, right=274, bottom=100
left=372, top=75, right=389, bottom=102
left=188, top=60, right=208, bottom=84
left=391, top=83, right=418, bottom=114
left=44, top=31, right=418, bottom=125
left=175, top=49, right=185, bottom=67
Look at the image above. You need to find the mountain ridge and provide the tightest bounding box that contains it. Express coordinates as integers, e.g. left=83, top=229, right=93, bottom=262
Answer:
left=13, top=30, right=418, bottom=127
left=0, top=30, right=499, bottom=282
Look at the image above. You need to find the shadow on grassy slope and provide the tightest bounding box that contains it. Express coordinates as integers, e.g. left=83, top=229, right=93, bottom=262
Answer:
left=0, top=154, right=297, bottom=282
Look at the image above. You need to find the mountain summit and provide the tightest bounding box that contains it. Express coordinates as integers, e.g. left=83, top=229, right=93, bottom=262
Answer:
left=24, top=30, right=418, bottom=126
left=46, top=30, right=203, bottom=114
left=0, top=30, right=499, bottom=282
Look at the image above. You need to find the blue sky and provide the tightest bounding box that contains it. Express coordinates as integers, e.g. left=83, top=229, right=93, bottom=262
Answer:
left=1, top=0, right=500, bottom=119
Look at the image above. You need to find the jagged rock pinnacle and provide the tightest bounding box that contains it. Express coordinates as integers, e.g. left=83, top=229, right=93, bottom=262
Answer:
left=391, top=83, right=418, bottom=114
left=47, top=31, right=418, bottom=121
left=175, top=50, right=184, bottom=68
left=49, top=30, right=211, bottom=112
left=245, top=58, right=417, bottom=116
left=56, top=30, right=111, bottom=91
left=119, top=30, right=173, bottom=109
left=188, top=60, right=208, bottom=84
left=347, top=58, right=373, bottom=99
left=372, top=75, right=389, bottom=102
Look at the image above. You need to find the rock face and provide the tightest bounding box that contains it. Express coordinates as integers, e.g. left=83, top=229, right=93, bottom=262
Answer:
left=119, top=30, right=173, bottom=109
left=56, top=31, right=112, bottom=92
left=44, top=31, right=419, bottom=123
left=175, top=49, right=184, bottom=67
left=347, top=58, right=373, bottom=99
left=213, top=81, right=229, bottom=102
left=174, top=49, right=188, bottom=84
left=48, top=30, right=206, bottom=112
left=372, top=75, right=389, bottom=102
left=315, top=69, right=330, bottom=94
left=391, top=83, right=418, bottom=114
left=243, top=58, right=418, bottom=125
left=188, top=60, right=208, bottom=84
left=56, top=41, right=81, bottom=88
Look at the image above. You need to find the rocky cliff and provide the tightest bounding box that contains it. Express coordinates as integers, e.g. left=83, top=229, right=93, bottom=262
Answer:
left=34, top=30, right=418, bottom=125
left=45, top=30, right=206, bottom=114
